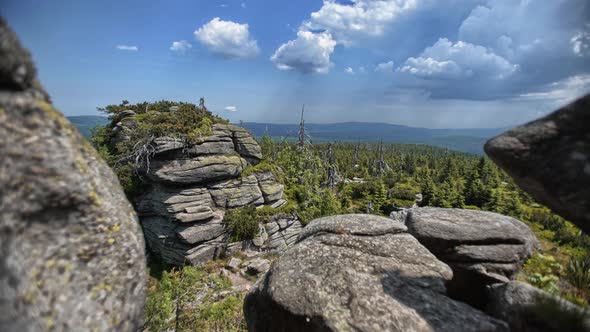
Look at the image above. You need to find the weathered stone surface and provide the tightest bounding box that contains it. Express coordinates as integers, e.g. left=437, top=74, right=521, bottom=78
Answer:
left=208, top=175, right=264, bottom=208
left=487, top=281, right=590, bottom=331
left=0, top=19, right=146, bottom=331
left=246, top=258, right=271, bottom=275
left=255, top=171, right=284, bottom=203
left=176, top=223, right=225, bottom=244
left=225, top=124, right=263, bottom=161
left=245, top=214, right=508, bottom=332
left=484, top=94, right=590, bottom=233
left=399, top=207, right=539, bottom=309
left=153, top=136, right=184, bottom=154
left=149, top=154, right=249, bottom=184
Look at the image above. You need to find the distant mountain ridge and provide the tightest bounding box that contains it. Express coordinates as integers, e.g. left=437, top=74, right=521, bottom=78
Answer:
left=68, top=115, right=109, bottom=138
left=240, top=122, right=506, bottom=154
left=67, top=116, right=504, bottom=154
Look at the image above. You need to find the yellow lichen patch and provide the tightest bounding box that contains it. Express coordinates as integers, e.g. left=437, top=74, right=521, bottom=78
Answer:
left=107, top=223, right=120, bottom=233
left=75, top=156, right=89, bottom=174
left=107, top=237, right=116, bottom=245
left=88, top=188, right=103, bottom=207
left=46, top=260, right=56, bottom=269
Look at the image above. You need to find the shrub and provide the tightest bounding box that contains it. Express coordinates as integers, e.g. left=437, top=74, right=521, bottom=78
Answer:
left=565, top=254, right=590, bottom=293
left=223, top=206, right=260, bottom=242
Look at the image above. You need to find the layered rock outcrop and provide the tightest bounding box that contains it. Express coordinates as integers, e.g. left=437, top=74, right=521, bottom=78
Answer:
left=393, top=207, right=539, bottom=308
left=0, top=18, right=146, bottom=331
left=137, top=124, right=291, bottom=266
left=485, top=94, right=590, bottom=233
left=244, top=214, right=509, bottom=332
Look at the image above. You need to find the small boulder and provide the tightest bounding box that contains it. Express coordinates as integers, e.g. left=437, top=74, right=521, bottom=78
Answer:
left=487, top=281, right=590, bottom=331
left=246, top=258, right=271, bottom=275
left=228, top=257, right=242, bottom=272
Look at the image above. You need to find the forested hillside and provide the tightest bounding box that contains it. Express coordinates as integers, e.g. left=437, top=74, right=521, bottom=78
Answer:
left=256, top=138, right=590, bottom=306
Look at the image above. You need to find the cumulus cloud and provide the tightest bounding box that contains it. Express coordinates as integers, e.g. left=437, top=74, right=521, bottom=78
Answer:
left=345, top=67, right=355, bottom=74
left=170, top=40, right=192, bottom=53
left=571, top=26, right=590, bottom=57
left=270, top=31, right=336, bottom=74
left=302, top=0, right=421, bottom=46
left=398, top=38, right=518, bottom=80
left=116, top=45, right=138, bottom=51
left=518, top=74, right=590, bottom=104
left=195, top=17, right=260, bottom=58
left=375, top=60, right=394, bottom=73
left=224, top=106, right=238, bottom=112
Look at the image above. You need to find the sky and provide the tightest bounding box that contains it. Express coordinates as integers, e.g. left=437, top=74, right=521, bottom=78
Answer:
left=2, top=0, right=590, bottom=128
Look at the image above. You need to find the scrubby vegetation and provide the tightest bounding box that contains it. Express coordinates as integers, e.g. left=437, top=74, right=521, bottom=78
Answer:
left=144, top=259, right=246, bottom=331
left=91, top=99, right=228, bottom=198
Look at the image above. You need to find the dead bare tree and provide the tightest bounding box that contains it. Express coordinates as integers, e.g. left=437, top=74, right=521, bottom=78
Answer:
left=298, top=104, right=306, bottom=148
left=325, top=143, right=340, bottom=190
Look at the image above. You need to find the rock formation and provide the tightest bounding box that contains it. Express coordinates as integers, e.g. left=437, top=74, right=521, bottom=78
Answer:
left=136, top=124, right=297, bottom=266
left=244, top=214, right=509, bottom=332
left=0, top=18, right=146, bottom=332
left=487, top=281, right=590, bottom=331
left=485, top=94, right=590, bottom=233
left=393, top=207, right=540, bottom=308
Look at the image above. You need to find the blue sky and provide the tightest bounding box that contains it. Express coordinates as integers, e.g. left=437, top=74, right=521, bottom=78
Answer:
left=2, top=0, right=589, bottom=128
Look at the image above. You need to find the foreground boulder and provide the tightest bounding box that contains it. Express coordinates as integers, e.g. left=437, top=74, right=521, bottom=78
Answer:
left=244, top=214, right=508, bottom=332
left=395, top=207, right=539, bottom=308
left=0, top=18, right=146, bottom=331
left=485, top=95, right=590, bottom=233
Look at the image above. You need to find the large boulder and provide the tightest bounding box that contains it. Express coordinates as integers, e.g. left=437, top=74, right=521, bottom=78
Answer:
left=0, top=18, right=146, bottom=332
left=395, top=207, right=540, bottom=308
left=244, top=214, right=508, bottom=332
left=487, top=281, right=590, bottom=332
left=484, top=95, right=590, bottom=233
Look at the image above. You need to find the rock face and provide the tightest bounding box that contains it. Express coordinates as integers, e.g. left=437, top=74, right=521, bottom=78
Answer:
left=487, top=281, right=590, bottom=331
left=395, top=207, right=539, bottom=308
left=138, top=124, right=289, bottom=266
left=484, top=94, right=590, bottom=233
left=0, top=18, right=146, bottom=332
left=244, top=214, right=509, bottom=332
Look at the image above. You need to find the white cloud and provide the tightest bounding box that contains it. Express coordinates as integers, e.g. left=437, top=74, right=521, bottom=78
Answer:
left=241, top=2, right=247, bottom=8
left=398, top=38, right=518, bottom=80
left=345, top=67, right=355, bottom=74
left=270, top=31, right=336, bottom=74
left=195, top=17, right=260, bottom=58
left=518, top=75, right=590, bottom=104
left=375, top=60, right=394, bottom=73
left=220, top=4, right=228, bottom=8
left=358, top=66, right=366, bottom=73
left=116, top=45, right=138, bottom=51
left=224, top=106, right=238, bottom=112
left=571, top=26, right=590, bottom=57
left=170, top=40, right=192, bottom=53
left=302, top=0, right=421, bottom=46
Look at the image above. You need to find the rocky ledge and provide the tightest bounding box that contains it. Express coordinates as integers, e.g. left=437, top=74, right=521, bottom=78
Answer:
left=135, top=123, right=297, bottom=266
left=244, top=214, right=509, bottom=332
left=393, top=207, right=540, bottom=308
